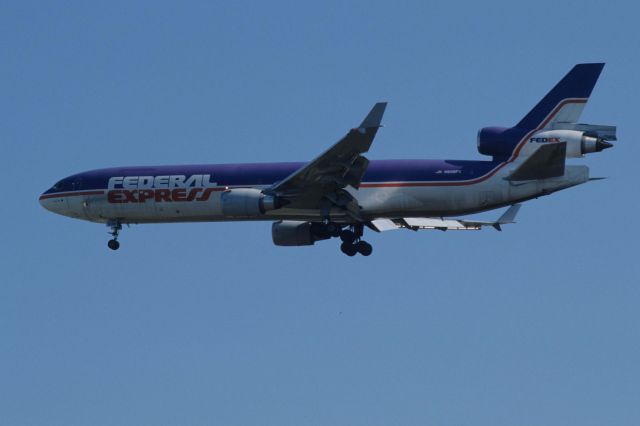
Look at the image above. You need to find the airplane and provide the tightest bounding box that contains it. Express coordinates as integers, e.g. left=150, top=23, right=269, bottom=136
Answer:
left=39, top=63, right=615, bottom=256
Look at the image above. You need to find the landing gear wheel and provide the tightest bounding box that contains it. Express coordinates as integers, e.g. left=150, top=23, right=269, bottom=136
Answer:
left=340, top=230, right=356, bottom=244
left=106, top=219, right=123, bottom=251
left=355, top=240, right=373, bottom=256
left=340, top=242, right=357, bottom=256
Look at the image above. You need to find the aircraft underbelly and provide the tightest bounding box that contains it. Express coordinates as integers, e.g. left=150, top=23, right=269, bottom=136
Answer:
left=354, top=182, right=510, bottom=217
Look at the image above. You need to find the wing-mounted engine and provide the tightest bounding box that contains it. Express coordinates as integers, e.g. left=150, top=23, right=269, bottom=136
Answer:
left=529, top=126, right=614, bottom=158
left=271, top=220, right=332, bottom=246
left=221, top=188, right=288, bottom=218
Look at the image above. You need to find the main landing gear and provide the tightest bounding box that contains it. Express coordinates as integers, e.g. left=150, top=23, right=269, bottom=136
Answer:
left=314, top=220, right=373, bottom=256
left=338, top=224, right=372, bottom=257
left=107, top=220, right=122, bottom=251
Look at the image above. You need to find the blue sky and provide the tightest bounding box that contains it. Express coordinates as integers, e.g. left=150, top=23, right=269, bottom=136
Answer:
left=2, top=1, right=639, bottom=425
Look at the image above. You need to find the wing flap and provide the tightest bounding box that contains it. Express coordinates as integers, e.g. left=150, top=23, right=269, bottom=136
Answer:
left=370, top=218, right=400, bottom=232
left=403, top=217, right=475, bottom=230
left=370, top=205, right=522, bottom=232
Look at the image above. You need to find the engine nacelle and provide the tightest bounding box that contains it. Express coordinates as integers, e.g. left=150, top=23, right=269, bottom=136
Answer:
left=271, top=221, right=332, bottom=246
left=477, top=127, right=522, bottom=157
left=221, top=188, right=283, bottom=217
left=477, top=126, right=613, bottom=158
left=530, top=130, right=613, bottom=158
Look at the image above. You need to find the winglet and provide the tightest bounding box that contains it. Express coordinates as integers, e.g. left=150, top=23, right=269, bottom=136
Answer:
left=359, top=102, right=387, bottom=130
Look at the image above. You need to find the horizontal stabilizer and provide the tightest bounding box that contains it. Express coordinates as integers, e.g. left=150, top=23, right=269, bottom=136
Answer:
left=369, top=204, right=522, bottom=232
left=507, top=142, right=566, bottom=181
left=497, top=204, right=521, bottom=224
left=548, top=123, right=617, bottom=141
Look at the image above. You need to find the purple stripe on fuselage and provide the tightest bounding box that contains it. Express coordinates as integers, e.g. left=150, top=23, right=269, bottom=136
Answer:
left=43, top=159, right=502, bottom=194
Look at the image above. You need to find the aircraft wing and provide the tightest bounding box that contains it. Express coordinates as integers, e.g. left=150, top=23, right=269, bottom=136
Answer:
left=266, top=103, right=387, bottom=211
left=370, top=204, right=521, bottom=232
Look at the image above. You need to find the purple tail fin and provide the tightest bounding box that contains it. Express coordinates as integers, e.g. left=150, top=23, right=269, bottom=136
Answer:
left=515, top=63, right=604, bottom=130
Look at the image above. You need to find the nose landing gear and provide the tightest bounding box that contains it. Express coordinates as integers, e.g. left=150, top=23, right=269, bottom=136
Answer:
left=107, top=220, right=122, bottom=250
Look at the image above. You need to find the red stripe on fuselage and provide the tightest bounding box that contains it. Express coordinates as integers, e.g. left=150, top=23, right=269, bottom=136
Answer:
left=40, top=187, right=228, bottom=202
left=39, top=190, right=105, bottom=200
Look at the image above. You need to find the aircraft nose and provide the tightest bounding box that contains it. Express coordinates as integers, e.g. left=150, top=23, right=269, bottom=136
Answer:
left=39, top=190, right=66, bottom=214
left=39, top=192, right=53, bottom=212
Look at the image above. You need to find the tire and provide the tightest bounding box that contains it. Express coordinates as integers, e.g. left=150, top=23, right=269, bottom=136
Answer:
left=108, top=239, right=120, bottom=250
left=340, top=230, right=356, bottom=244
left=355, top=241, right=372, bottom=256
left=340, top=242, right=357, bottom=256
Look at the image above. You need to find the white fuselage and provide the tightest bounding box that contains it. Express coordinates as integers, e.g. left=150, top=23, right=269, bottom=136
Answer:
left=40, top=164, right=589, bottom=224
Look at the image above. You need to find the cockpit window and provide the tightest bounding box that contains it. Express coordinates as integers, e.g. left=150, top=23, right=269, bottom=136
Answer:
left=52, top=180, right=64, bottom=191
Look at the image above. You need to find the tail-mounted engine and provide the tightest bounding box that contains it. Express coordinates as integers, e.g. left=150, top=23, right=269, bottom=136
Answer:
left=528, top=128, right=613, bottom=158
left=477, top=124, right=615, bottom=158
